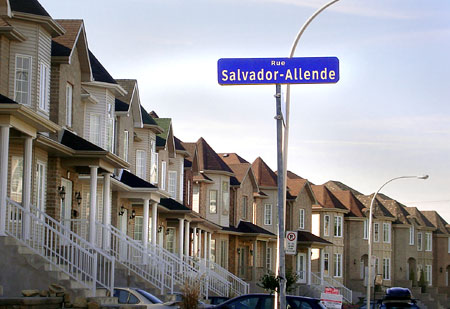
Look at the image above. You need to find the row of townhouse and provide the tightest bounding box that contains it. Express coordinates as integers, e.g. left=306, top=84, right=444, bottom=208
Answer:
left=0, top=0, right=449, bottom=305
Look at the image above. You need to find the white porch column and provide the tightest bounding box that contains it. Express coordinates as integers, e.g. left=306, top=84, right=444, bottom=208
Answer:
left=307, top=247, right=312, bottom=285
left=151, top=202, right=157, bottom=245
left=207, top=232, right=212, bottom=261
left=0, top=126, right=10, bottom=235
left=193, top=227, right=198, bottom=257
left=178, top=218, right=185, bottom=258
left=198, top=229, right=202, bottom=258
left=143, top=199, right=150, bottom=248
left=22, top=136, right=33, bottom=239
left=102, top=172, right=111, bottom=249
left=320, top=248, right=325, bottom=285
left=184, top=220, right=190, bottom=256
left=203, top=231, right=208, bottom=264
left=253, top=240, right=258, bottom=281
left=89, top=166, right=98, bottom=245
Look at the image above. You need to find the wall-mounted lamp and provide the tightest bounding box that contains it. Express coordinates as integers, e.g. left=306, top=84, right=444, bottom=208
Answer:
left=118, top=206, right=125, bottom=216
left=440, top=267, right=443, bottom=273
left=237, top=248, right=241, bottom=254
left=72, top=209, right=79, bottom=218
left=158, top=226, right=163, bottom=233
left=250, top=250, right=253, bottom=256
left=74, top=192, right=82, bottom=206
left=58, top=186, right=66, bottom=201
left=129, top=209, right=136, bottom=220
left=165, top=229, right=171, bottom=236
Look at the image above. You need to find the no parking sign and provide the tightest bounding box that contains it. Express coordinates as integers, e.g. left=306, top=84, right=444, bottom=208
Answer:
left=285, top=231, right=297, bottom=255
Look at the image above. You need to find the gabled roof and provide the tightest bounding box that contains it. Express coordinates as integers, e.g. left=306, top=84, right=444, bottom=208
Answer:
left=10, top=0, right=50, bottom=17
left=252, top=157, right=277, bottom=188
left=357, top=194, right=395, bottom=218
left=174, top=136, right=187, bottom=153
left=311, top=185, right=348, bottom=210
left=194, top=138, right=233, bottom=173
left=421, top=211, right=450, bottom=234
left=379, top=199, right=411, bottom=224
left=223, top=221, right=275, bottom=236
left=286, top=174, right=308, bottom=197
left=140, top=106, right=158, bottom=126
left=115, top=79, right=136, bottom=105
left=219, top=153, right=249, bottom=165
left=331, top=190, right=366, bottom=217
left=60, top=129, right=103, bottom=151
left=297, top=231, right=332, bottom=245
left=159, top=198, right=190, bottom=212
left=0, top=93, right=17, bottom=104
left=324, top=180, right=363, bottom=196
left=404, top=207, right=435, bottom=229
left=115, top=98, right=129, bottom=112
left=154, top=118, right=171, bottom=146
left=118, top=169, right=157, bottom=189
left=52, top=19, right=83, bottom=56
left=88, top=50, right=117, bottom=84
left=227, top=163, right=251, bottom=185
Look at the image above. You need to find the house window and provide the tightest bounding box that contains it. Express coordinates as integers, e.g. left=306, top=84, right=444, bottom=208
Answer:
left=374, top=257, right=379, bottom=275
left=10, top=156, right=23, bottom=203
left=334, top=253, right=342, bottom=277
left=35, top=161, right=47, bottom=214
left=417, top=232, right=423, bottom=251
left=66, top=83, right=73, bottom=127
left=383, top=223, right=391, bottom=243
left=383, top=258, right=390, bottom=280
left=166, top=228, right=175, bottom=253
left=168, top=171, right=177, bottom=199
left=187, top=180, right=191, bottom=206
left=374, top=223, right=380, bottom=242
left=363, top=219, right=368, bottom=239
left=266, top=247, right=272, bottom=271
left=136, top=150, right=147, bottom=179
left=324, top=215, right=330, bottom=236
left=425, top=233, right=432, bottom=251
left=209, top=190, right=217, bottom=214
left=180, top=162, right=184, bottom=202
left=15, top=55, right=32, bottom=105
left=210, top=239, right=216, bottom=262
left=150, top=140, right=158, bottom=184
left=299, top=209, right=305, bottom=230
left=222, top=181, right=229, bottom=214
left=334, top=216, right=343, bottom=237
left=123, top=130, right=129, bottom=162
left=89, top=114, right=101, bottom=146
left=242, top=196, right=248, bottom=219
left=192, top=185, right=199, bottom=213
left=448, top=237, right=450, bottom=254
left=219, top=240, right=227, bottom=268
left=425, top=265, right=432, bottom=286
left=409, top=225, right=415, bottom=245
left=134, top=216, right=143, bottom=241
left=264, top=204, right=272, bottom=225
left=161, top=161, right=166, bottom=190
left=38, top=63, right=50, bottom=111
left=324, top=253, right=329, bottom=277
left=106, top=103, right=114, bottom=152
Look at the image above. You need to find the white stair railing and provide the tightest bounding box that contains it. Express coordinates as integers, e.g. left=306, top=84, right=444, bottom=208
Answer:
left=5, top=198, right=114, bottom=296
left=321, top=274, right=352, bottom=303
left=203, top=258, right=249, bottom=296
left=96, top=222, right=173, bottom=294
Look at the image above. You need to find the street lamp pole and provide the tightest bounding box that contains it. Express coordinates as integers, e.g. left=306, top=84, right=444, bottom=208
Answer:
left=275, top=1, right=340, bottom=308
left=366, top=175, right=429, bottom=308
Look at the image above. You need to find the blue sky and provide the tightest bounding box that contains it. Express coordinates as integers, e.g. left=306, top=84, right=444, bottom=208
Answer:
left=41, top=0, right=450, bottom=222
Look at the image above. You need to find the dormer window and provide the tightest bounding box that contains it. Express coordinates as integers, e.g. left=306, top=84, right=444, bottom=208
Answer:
left=14, top=55, right=32, bottom=105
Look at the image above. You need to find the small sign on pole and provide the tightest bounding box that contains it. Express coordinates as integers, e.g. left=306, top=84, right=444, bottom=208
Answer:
left=285, top=231, right=297, bottom=255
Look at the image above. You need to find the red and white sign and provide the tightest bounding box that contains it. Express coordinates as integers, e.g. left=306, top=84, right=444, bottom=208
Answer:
left=285, top=231, right=297, bottom=255
left=321, top=288, right=343, bottom=309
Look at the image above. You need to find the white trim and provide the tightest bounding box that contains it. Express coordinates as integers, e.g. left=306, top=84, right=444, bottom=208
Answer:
left=264, top=203, right=272, bottom=225
left=14, top=54, right=32, bottom=105
left=409, top=225, right=415, bottom=245
left=324, top=215, right=330, bottom=236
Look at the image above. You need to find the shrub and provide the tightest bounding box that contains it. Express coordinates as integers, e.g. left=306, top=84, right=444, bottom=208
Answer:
left=257, top=269, right=299, bottom=295
left=180, top=276, right=202, bottom=309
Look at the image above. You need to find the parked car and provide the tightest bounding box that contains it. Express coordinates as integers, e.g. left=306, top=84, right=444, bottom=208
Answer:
left=203, top=293, right=325, bottom=309
left=358, top=288, right=420, bottom=309
left=206, top=296, right=230, bottom=305
left=113, top=287, right=173, bottom=308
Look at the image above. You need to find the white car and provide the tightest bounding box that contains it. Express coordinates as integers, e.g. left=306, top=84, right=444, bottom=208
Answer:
left=113, top=287, right=175, bottom=308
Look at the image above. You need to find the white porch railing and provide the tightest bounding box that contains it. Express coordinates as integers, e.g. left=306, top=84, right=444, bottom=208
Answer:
left=310, top=272, right=352, bottom=304
left=5, top=198, right=114, bottom=296
left=204, top=258, right=250, bottom=296
left=96, top=222, right=173, bottom=294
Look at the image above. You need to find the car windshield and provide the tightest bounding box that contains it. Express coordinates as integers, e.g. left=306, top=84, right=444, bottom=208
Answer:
left=135, top=289, right=163, bottom=304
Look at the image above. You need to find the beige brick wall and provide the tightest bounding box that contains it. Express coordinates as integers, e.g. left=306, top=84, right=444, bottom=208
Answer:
left=0, top=36, right=10, bottom=95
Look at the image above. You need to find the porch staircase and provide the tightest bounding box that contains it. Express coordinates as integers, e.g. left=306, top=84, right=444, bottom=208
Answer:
left=297, top=271, right=353, bottom=304
left=3, top=198, right=114, bottom=297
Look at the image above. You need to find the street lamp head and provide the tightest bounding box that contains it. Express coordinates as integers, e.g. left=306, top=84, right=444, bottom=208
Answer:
left=417, top=175, right=429, bottom=180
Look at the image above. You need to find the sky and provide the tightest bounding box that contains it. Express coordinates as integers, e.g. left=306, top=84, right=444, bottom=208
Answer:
left=40, top=0, right=450, bottom=222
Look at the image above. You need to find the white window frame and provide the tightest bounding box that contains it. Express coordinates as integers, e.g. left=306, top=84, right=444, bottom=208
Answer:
left=150, top=140, right=158, bottom=184
left=417, top=232, right=423, bottom=251
left=106, top=102, right=115, bottom=153
left=35, top=161, right=47, bottom=214
left=66, top=83, right=73, bottom=127
left=10, top=156, right=23, bottom=203
left=334, top=215, right=343, bottom=237
left=324, top=253, right=329, bottom=277
left=409, top=225, right=415, bottom=245
left=136, top=150, right=147, bottom=180
left=334, top=253, right=342, bottom=277
left=299, top=208, right=305, bottom=230
left=426, top=265, right=432, bottom=286
left=123, top=130, right=129, bottom=162
left=425, top=232, right=432, bottom=251
left=134, top=216, right=143, bottom=241
left=166, top=227, right=175, bottom=253
left=448, top=237, right=450, bottom=254
left=38, top=62, right=50, bottom=112
left=383, top=258, right=391, bottom=280
left=264, top=204, right=272, bottom=225
left=161, top=161, right=166, bottom=190
left=242, top=196, right=248, bottom=219
left=168, top=171, right=177, bottom=199
left=14, top=54, right=32, bottom=105
left=89, top=114, right=101, bottom=146
left=363, top=219, right=368, bottom=239
left=374, top=223, right=380, bottom=242
left=324, top=215, right=330, bottom=236
left=383, top=223, right=391, bottom=243
left=266, top=247, right=272, bottom=271
left=209, top=190, right=217, bottom=214
left=180, top=162, right=184, bottom=202
left=374, top=256, right=379, bottom=275
left=219, top=240, right=228, bottom=268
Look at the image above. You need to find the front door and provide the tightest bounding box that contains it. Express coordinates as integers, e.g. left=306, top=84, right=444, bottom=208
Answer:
left=297, top=253, right=307, bottom=283
left=238, top=247, right=247, bottom=278
left=118, top=209, right=128, bottom=260
left=60, top=178, right=72, bottom=243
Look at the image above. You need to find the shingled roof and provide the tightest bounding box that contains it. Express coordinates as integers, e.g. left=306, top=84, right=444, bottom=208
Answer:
left=115, top=98, right=129, bottom=112
left=118, top=169, right=157, bottom=189
left=115, top=79, right=136, bottom=104
left=52, top=19, right=83, bottom=57
left=0, top=94, right=17, bottom=104
left=194, top=138, right=233, bottom=173
left=311, top=185, right=348, bottom=210
left=219, top=153, right=249, bottom=165
left=286, top=171, right=308, bottom=198
left=88, top=50, right=117, bottom=84
left=421, top=211, right=450, bottom=234
left=357, top=194, right=395, bottom=218
left=331, top=190, right=366, bottom=217
left=252, top=157, right=277, bottom=188
left=60, top=129, right=103, bottom=151
left=405, top=207, right=435, bottom=229
left=10, top=0, right=50, bottom=17
left=154, top=118, right=171, bottom=146
left=324, top=180, right=363, bottom=196
left=223, top=221, right=275, bottom=236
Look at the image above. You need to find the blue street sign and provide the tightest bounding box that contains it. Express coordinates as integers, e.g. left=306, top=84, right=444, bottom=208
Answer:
left=218, top=57, right=339, bottom=85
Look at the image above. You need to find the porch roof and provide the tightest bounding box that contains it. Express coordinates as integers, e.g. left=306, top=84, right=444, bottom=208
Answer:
left=118, top=169, right=157, bottom=189
left=159, top=198, right=190, bottom=212
left=223, top=221, right=275, bottom=237
left=297, top=231, right=332, bottom=247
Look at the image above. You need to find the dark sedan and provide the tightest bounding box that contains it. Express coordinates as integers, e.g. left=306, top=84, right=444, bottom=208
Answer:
left=204, top=293, right=325, bottom=309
